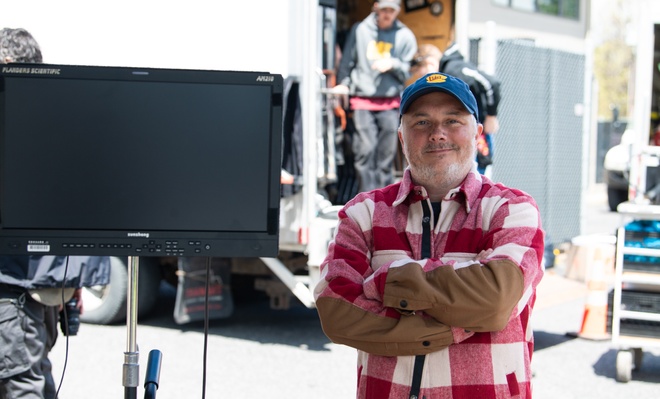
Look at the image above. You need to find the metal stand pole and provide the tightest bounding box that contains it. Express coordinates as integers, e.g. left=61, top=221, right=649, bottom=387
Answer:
left=123, top=256, right=140, bottom=399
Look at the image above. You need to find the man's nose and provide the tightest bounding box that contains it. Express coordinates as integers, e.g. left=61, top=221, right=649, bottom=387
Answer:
left=429, top=126, right=447, bottom=141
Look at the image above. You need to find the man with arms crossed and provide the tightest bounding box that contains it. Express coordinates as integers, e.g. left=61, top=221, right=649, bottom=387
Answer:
left=315, top=72, right=544, bottom=398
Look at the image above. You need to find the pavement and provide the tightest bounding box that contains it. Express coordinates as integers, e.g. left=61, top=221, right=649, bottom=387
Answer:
left=536, top=183, right=620, bottom=312
left=535, top=271, right=589, bottom=311
left=47, top=183, right=660, bottom=399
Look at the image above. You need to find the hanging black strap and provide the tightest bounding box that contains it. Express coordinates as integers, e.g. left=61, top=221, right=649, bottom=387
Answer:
left=409, top=355, right=425, bottom=399
left=409, top=201, right=432, bottom=399
left=421, top=200, right=432, bottom=259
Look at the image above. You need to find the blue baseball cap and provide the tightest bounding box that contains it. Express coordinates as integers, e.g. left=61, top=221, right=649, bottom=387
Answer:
left=400, top=72, right=479, bottom=120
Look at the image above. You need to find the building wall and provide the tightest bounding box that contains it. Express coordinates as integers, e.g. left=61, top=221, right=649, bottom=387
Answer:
left=467, top=0, right=591, bottom=54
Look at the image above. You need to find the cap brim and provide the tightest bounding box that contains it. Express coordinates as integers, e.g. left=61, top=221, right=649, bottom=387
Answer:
left=377, top=2, right=401, bottom=11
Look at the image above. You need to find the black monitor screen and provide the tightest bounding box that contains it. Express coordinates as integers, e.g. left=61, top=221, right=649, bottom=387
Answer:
left=0, top=64, right=282, bottom=257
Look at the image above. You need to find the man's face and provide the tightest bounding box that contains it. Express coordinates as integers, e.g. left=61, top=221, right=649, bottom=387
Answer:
left=398, top=91, right=482, bottom=187
left=375, top=6, right=399, bottom=29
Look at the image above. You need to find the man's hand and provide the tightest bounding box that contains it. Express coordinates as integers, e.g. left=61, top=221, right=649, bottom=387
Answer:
left=73, top=288, right=84, bottom=314
left=329, top=84, right=349, bottom=95
left=371, top=58, right=394, bottom=73
left=483, top=115, right=499, bottom=134
left=475, top=249, right=493, bottom=262
left=329, top=84, right=350, bottom=109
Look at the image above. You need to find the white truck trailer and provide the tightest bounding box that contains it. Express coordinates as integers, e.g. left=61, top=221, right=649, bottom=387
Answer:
left=1, top=0, right=458, bottom=324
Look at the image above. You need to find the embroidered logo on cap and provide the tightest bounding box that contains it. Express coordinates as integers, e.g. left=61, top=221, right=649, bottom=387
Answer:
left=426, top=73, right=447, bottom=83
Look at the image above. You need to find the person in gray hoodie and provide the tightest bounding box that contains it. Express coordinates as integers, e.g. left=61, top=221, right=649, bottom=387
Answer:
left=335, top=0, right=417, bottom=193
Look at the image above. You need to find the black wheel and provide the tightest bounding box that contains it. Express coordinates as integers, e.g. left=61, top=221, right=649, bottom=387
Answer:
left=633, top=348, right=643, bottom=370
left=80, top=257, right=162, bottom=325
left=607, top=186, right=627, bottom=212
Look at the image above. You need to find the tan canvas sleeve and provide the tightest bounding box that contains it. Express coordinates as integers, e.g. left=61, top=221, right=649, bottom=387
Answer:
left=382, top=259, right=524, bottom=332
left=316, top=296, right=454, bottom=357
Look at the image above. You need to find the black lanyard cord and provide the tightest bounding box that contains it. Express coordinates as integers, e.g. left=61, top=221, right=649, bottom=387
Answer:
left=409, top=201, right=433, bottom=398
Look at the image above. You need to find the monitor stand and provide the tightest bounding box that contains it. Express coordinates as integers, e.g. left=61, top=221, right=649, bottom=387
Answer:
left=120, top=256, right=163, bottom=399
left=122, top=256, right=140, bottom=399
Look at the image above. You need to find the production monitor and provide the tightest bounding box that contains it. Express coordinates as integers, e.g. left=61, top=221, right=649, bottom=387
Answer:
left=0, top=63, right=282, bottom=257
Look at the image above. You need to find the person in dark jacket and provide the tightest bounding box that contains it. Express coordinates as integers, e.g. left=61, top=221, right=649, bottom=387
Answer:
left=438, top=42, right=501, bottom=174
left=0, top=254, right=110, bottom=399
left=0, top=27, right=111, bottom=399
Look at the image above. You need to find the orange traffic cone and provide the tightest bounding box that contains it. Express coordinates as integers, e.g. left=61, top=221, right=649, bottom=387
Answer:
left=577, top=247, right=610, bottom=340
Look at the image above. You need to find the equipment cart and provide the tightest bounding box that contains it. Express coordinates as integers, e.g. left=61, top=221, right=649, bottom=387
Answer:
left=611, top=202, right=660, bottom=382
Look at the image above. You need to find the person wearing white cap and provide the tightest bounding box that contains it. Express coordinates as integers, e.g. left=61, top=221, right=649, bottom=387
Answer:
left=334, top=0, right=417, bottom=193
left=315, top=73, right=545, bottom=398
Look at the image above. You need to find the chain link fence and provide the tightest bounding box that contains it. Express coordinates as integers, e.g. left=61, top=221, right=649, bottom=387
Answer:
left=472, top=39, right=586, bottom=247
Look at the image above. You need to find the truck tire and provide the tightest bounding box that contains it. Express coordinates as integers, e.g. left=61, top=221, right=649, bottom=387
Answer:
left=80, top=257, right=162, bottom=325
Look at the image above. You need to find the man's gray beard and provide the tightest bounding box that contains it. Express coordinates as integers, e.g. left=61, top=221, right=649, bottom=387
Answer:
left=414, top=140, right=476, bottom=188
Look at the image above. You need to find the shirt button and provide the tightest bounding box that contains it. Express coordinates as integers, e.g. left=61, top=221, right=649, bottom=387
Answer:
left=422, top=341, right=430, bottom=347
left=400, top=300, right=408, bottom=308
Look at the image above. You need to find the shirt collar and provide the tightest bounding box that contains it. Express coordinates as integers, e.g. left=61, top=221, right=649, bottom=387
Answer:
left=394, top=165, right=485, bottom=214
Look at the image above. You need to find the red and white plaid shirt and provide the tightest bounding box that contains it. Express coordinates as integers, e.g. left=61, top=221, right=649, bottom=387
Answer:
left=315, top=167, right=545, bottom=398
